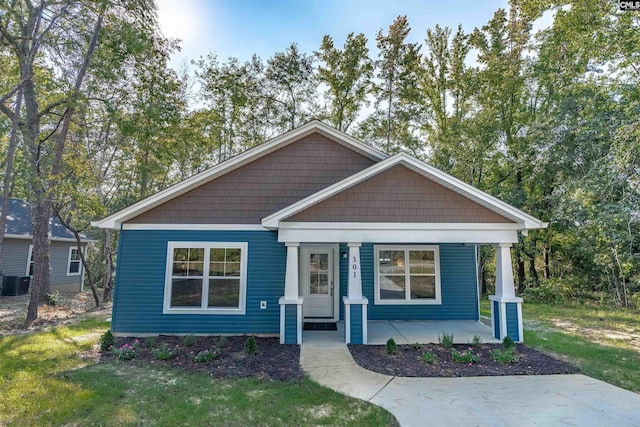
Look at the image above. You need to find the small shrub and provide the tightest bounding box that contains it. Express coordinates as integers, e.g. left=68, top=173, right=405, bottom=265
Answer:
left=438, top=331, right=454, bottom=349
left=469, top=335, right=482, bottom=348
left=191, top=348, right=219, bottom=362
left=46, top=291, right=61, bottom=306
left=421, top=351, right=436, bottom=364
left=411, top=342, right=422, bottom=350
left=181, top=335, right=197, bottom=347
left=244, top=336, right=258, bottom=355
left=151, top=342, right=179, bottom=360
left=100, top=330, right=114, bottom=351
left=217, top=336, right=229, bottom=348
left=112, top=340, right=140, bottom=360
left=144, top=336, right=157, bottom=348
left=502, top=336, right=515, bottom=351
left=492, top=348, right=517, bottom=364
left=385, top=338, right=397, bottom=355
left=451, top=348, right=480, bottom=364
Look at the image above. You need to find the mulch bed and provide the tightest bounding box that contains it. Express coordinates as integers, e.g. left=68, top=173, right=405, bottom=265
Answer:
left=349, top=343, right=579, bottom=377
left=104, top=335, right=304, bottom=381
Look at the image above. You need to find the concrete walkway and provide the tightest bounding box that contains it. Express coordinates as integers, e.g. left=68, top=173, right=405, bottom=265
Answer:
left=300, top=340, right=640, bottom=427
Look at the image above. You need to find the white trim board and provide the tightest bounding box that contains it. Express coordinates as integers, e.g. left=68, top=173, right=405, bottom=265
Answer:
left=6, top=233, right=93, bottom=243
left=277, top=227, right=519, bottom=244
left=122, top=224, right=270, bottom=231
left=93, top=121, right=387, bottom=229
left=262, top=152, right=547, bottom=231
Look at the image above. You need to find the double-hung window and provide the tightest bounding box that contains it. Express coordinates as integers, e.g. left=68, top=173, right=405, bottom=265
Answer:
left=67, top=246, right=82, bottom=276
left=374, top=245, right=441, bottom=305
left=164, top=242, right=247, bottom=314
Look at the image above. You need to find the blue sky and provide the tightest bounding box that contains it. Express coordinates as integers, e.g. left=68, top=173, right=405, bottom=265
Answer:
left=157, top=0, right=526, bottom=72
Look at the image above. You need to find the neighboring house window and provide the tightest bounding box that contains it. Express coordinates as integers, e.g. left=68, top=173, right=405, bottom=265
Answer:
left=164, top=242, right=247, bottom=315
left=374, top=245, right=442, bottom=305
left=26, top=245, right=34, bottom=276
left=67, top=246, right=82, bottom=276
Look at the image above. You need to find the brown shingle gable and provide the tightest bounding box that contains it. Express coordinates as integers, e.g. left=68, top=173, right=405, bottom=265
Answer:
left=284, top=165, right=514, bottom=223
left=127, top=133, right=377, bottom=224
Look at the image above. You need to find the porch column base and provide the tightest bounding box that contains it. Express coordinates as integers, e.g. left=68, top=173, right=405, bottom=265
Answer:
left=343, top=297, right=368, bottom=344
left=279, top=297, right=303, bottom=345
left=489, top=295, right=523, bottom=343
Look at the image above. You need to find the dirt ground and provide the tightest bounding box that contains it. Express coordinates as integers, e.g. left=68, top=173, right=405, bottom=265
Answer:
left=0, top=291, right=111, bottom=335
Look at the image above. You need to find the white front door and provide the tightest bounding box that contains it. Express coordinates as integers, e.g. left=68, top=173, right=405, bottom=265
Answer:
left=302, top=246, right=335, bottom=319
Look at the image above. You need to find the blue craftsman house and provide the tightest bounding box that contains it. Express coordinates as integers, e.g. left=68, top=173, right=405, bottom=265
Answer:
left=94, top=121, right=545, bottom=344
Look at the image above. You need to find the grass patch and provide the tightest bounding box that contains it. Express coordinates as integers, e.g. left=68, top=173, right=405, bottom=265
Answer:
left=480, top=297, right=640, bottom=392
left=524, top=329, right=640, bottom=392
left=0, top=319, right=396, bottom=426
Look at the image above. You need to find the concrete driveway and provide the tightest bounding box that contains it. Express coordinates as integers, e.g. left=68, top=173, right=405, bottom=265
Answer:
left=301, top=342, right=640, bottom=427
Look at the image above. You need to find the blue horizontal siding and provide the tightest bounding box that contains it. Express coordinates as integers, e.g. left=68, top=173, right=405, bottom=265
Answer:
left=112, top=230, right=285, bottom=335
left=506, top=302, right=519, bottom=341
left=284, top=305, right=297, bottom=344
left=350, top=305, right=363, bottom=344
left=343, top=243, right=479, bottom=321
left=493, top=301, right=500, bottom=338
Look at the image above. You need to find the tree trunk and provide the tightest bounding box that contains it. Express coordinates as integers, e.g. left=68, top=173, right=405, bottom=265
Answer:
left=0, top=88, right=22, bottom=264
left=102, top=229, right=113, bottom=303
left=516, top=246, right=526, bottom=293
left=26, top=197, right=52, bottom=326
left=543, top=243, right=551, bottom=279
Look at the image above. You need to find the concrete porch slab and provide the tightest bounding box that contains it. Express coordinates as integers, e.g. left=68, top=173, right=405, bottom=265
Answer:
left=367, top=320, right=499, bottom=345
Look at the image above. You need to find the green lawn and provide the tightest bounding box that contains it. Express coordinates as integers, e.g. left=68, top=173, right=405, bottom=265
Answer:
left=480, top=298, right=640, bottom=393
left=0, top=319, right=397, bottom=426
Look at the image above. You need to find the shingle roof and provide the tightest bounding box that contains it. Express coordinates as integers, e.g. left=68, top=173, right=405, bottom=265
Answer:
left=1, top=197, right=93, bottom=241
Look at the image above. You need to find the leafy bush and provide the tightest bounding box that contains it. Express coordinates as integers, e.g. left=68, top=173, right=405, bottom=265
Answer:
left=151, top=342, right=178, bottom=360
left=181, top=335, right=197, bottom=347
left=421, top=351, right=435, bottom=364
left=491, top=348, right=517, bottom=364
left=244, top=336, right=258, bottom=355
left=470, top=335, right=482, bottom=347
left=46, top=291, right=61, bottom=306
left=438, top=331, right=454, bottom=349
left=524, top=278, right=580, bottom=305
left=502, top=336, right=515, bottom=351
left=112, top=340, right=140, bottom=360
left=385, top=338, right=397, bottom=355
left=411, top=342, right=422, bottom=350
left=190, top=349, right=219, bottom=362
left=218, top=336, right=229, bottom=348
left=144, top=336, right=157, bottom=348
left=100, top=330, right=114, bottom=351
left=451, top=348, right=480, bottom=364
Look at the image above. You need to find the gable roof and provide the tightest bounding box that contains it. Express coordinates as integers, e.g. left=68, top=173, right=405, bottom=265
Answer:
left=93, top=121, right=388, bottom=229
left=262, top=152, right=547, bottom=230
left=1, top=197, right=93, bottom=242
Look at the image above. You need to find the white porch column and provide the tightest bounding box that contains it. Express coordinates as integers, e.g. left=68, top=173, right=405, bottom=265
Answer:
left=495, top=243, right=515, bottom=298
left=347, top=242, right=363, bottom=299
left=279, top=242, right=303, bottom=344
left=489, top=243, right=523, bottom=343
left=343, top=242, right=368, bottom=344
left=284, top=242, right=300, bottom=299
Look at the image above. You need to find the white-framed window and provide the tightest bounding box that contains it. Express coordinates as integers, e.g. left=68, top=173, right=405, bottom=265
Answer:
left=163, top=242, right=248, bottom=315
left=26, top=244, right=34, bottom=276
left=374, top=245, right=442, bottom=305
left=67, top=246, right=82, bottom=276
